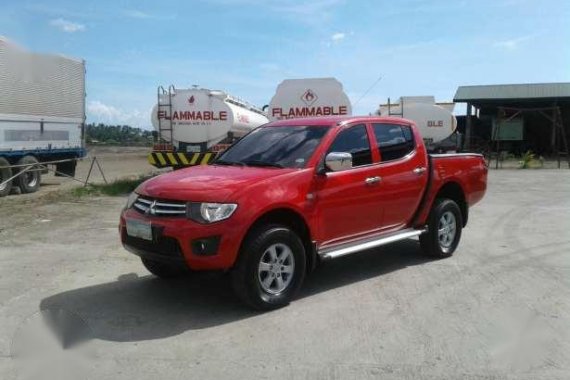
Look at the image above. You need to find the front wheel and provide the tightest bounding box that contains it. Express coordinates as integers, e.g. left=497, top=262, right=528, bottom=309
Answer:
left=420, top=198, right=463, bottom=258
left=231, top=224, right=306, bottom=310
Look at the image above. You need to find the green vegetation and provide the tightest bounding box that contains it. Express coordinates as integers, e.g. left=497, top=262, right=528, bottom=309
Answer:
left=85, top=123, right=155, bottom=146
left=519, top=150, right=536, bottom=169
left=72, top=174, right=155, bottom=197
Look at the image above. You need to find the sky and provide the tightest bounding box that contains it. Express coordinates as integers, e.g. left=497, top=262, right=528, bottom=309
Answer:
left=1, top=0, right=569, bottom=129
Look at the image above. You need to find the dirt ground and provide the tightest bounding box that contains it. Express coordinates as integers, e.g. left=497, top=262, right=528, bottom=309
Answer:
left=0, top=152, right=569, bottom=379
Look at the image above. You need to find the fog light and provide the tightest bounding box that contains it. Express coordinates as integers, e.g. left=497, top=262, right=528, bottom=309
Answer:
left=191, top=236, right=221, bottom=256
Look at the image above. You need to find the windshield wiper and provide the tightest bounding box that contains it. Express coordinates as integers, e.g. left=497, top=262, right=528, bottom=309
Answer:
left=242, top=160, right=285, bottom=168
left=212, top=159, right=246, bottom=167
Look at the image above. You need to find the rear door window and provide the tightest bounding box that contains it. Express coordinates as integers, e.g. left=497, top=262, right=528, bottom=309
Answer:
left=372, top=123, right=415, bottom=162
left=328, top=124, right=372, bottom=167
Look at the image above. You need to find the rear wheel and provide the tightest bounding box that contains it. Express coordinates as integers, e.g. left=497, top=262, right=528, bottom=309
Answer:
left=141, top=258, right=187, bottom=278
left=231, top=224, right=306, bottom=310
left=420, top=198, right=463, bottom=258
left=0, top=157, right=13, bottom=197
left=16, top=156, right=41, bottom=194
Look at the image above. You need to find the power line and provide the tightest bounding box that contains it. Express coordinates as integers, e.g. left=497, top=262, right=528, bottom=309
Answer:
left=353, top=75, right=382, bottom=108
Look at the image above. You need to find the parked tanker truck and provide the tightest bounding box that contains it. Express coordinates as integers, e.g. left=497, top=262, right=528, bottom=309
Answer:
left=267, top=77, right=352, bottom=121
left=148, top=79, right=460, bottom=168
left=378, top=96, right=460, bottom=152
left=148, top=86, right=268, bottom=168
left=147, top=78, right=352, bottom=168
left=0, top=37, right=86, bottom=197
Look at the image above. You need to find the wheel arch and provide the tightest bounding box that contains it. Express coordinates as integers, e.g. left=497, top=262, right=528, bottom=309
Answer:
left=240, top=207, right=317, bottom=273
left=0, top=154, right=17, bottom=165
left=433, top=181, right=468, bottom=227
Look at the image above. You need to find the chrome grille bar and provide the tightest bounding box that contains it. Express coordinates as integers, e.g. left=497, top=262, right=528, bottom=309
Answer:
left=133, top=196, right=187, bottom=217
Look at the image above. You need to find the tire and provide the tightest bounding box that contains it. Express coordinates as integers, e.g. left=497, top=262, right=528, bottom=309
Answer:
left=141, top=258, right=187, bottom=278
left=0, top=157, right=13, bottom=197
left=16, top=156, right=41, bottom=194
left=231, top=224, right=306, bottom=310
left=420, top=198, right=463, bottom=258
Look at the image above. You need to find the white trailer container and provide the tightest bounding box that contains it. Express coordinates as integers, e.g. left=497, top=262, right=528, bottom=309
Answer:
left=268, top=78, right=352, bottom=121
left=0, top=37, right=86, bottom=196
left=378, top=96, right=459, bottom=151
left=148, top=86, right=268, bottom=167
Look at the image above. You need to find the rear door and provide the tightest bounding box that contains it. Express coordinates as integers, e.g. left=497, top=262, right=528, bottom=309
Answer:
left=370, top=123, right=428, bottom=230
left=315, top=124, right=385, bottom=245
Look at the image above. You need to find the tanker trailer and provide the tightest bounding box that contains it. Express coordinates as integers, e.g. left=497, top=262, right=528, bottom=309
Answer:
left=149, top=86, right=268, bottom=168
left=378, top=96, right=460, bottom=152
left=267, top=77, right=352, bottom=121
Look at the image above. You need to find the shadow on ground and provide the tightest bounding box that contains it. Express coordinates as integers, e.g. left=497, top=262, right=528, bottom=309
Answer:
left=40, top=240, right=432, bottom=342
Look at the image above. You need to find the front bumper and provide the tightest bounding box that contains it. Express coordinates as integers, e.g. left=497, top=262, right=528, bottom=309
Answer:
left=119, top=208, right=245, bottom=270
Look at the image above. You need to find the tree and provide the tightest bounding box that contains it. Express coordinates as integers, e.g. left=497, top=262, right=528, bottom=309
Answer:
left=85, top=123, right=153, bottom=146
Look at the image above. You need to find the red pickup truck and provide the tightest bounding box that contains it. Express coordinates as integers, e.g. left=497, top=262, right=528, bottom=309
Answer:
left=120, top=116, right=487, bottom=309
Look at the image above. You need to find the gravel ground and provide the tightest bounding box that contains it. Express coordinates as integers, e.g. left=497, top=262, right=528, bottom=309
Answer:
left=0, top=169, right=569, bottom=379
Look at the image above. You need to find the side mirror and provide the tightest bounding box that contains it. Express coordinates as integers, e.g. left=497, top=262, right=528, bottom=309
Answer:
left=325, top=152, right=353, bottom=172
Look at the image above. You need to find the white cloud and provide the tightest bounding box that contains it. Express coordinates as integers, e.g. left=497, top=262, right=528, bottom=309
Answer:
left=493, top=35, right=533, bottom=51
left=123, top=9, right=175, bottom=21
left=50, top=18, right=85, bottom=33
left=331, top=32, right=345, bottom=42
left=124, top=10, right=151, bottom=19
left=87, top=100, right=150, bottom=128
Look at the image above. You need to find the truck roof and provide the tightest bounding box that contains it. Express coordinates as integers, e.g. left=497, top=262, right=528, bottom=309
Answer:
left=266, top=115, right=415, bottom=127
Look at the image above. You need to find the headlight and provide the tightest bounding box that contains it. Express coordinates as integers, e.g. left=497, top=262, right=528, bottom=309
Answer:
left=187, top=202, right=237, bottom=223
left=126, top=192, right=139, bottom=209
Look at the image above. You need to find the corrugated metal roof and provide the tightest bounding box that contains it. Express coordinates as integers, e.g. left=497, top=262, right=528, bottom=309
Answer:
left=454, top=83, right=570, bottom=102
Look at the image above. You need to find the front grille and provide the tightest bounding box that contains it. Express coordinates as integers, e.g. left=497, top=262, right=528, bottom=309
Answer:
left=133, top=196, right=187, bottom=217
left=124, top=233, right=184, bottom=259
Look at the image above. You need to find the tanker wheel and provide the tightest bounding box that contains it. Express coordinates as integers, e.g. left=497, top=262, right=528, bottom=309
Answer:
left=16, top=156, right=41, bottom=194
left=0, top=157, right=13, bottom=197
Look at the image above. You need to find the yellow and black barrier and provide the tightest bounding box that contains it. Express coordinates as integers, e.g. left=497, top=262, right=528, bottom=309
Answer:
left=148, top=151, right=218, bottom=168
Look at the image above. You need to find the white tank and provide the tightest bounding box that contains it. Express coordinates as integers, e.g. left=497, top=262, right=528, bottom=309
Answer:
left=378, top=96, right=457, bottom=144
left=268, top=78, right=352, bottom=121
left=151, top=88, right=268, bottom=150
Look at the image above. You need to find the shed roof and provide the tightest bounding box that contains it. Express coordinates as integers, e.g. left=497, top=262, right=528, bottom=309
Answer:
left=454, top=83, right=570, bottom=103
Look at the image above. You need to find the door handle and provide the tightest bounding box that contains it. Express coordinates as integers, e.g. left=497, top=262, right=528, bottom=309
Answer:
left=365, top=176, right=381, bottom=185
left=413, top=167, right=427, bottom=175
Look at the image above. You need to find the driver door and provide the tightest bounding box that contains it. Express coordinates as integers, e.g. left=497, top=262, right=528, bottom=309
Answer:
left=315, top=124, right=384, bottom=246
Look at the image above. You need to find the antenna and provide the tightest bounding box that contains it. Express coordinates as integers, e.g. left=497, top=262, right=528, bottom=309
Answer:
left=353, top=75, right=382, bottom=108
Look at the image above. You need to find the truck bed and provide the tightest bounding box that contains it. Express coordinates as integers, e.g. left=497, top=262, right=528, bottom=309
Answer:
left=412, top=153, right=487, bottom=228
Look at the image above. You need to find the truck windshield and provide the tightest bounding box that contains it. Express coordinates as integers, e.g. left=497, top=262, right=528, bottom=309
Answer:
left=215, top=126, right=329, bottom=169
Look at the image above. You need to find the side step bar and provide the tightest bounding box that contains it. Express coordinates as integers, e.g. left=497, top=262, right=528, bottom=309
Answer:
left=318, top=228, right=425, bottom=260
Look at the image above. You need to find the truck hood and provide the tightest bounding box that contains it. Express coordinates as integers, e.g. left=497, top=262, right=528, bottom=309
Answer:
left=137, top=165, right=297, bottom=202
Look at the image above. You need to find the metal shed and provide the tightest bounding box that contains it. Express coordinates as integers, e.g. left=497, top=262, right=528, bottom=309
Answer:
left=453, top=83, right=570, bottom=164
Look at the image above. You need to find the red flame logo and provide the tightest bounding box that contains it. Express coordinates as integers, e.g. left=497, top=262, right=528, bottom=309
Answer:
left=188, top=95, right=195, bottom=105
left=301, top=89, right=318, bottom=106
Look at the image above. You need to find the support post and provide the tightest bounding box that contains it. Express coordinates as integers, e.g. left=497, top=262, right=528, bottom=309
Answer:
left=494, top=107, right=503, bottom=169
left=465, top=103, right=472, bottom=150
left=84, top=158, right=96, bottom=186
left=84, top=157, right=107, bottom=186
left=551, top=105, right=557, bottom=153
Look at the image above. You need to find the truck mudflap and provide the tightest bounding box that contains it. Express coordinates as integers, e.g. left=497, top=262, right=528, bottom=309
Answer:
left=148, top=151, right=218, bottom=168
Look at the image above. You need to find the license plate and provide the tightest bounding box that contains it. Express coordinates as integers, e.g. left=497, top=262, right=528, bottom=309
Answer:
left=126, top=219, right=152, bottom=241
left=186, top=145, right=201, bottom=153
